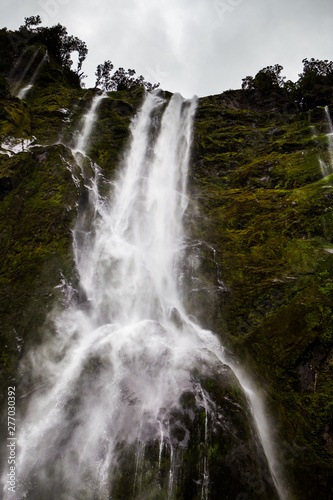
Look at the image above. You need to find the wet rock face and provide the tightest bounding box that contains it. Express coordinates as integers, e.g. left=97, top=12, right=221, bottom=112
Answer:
left=108, top=359, right=278, bottom=500
left=0, top=55, right=145, bottom=392
left=213, top=88, right=298, bottom=114
left=21, top=361, right=279, bottom=500
left=0, top=176, right=12, bottom=198
left=0, top=143, right=81, bottom=390
left=188, top=92, right=333, bottom=498
left=323, top=423, right=333, bottom=455
left=179, top=239, right=227, bottom=332
left=296, top=341, right=332, bottom=392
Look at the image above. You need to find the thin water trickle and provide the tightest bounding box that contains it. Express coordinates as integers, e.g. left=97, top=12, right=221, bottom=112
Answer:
left=17, top=52, right=49, bottom=99
left=73, top=92, right=106, bottom=155
left=312, top=106, right=333, bottom=178
left=168, top=432, right=175, bottom=499
left=158, top=419, right=164, bottom=470
left=200, top=388, right=210, bottom=500
left=10, top=47, right=40, bottom=96
left=1, top=91, right=287, bottom=499
left=325, top=106, right=333, bottom=172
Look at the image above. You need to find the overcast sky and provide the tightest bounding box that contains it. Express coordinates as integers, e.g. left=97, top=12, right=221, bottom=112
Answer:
left=2, top=0, right=333, bottom=97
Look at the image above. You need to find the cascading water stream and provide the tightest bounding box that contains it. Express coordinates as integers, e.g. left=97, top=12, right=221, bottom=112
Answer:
left=1, top=91, right=287, bottom=499
left=73, top=92, right=106, bottom=155
left=312, top=106, right=333, bottom=178
left=17, top=52, right=49, bottom=100
left=10, top=47, right=41, bottom=97
left=325, top=105, right=333, bottom=171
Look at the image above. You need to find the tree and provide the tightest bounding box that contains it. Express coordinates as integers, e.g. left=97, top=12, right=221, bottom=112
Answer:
left=297, top=58, right=333, bottom=90
left=300, top=58, right=333, bottom=77
left=95, top=61, right=159, bottom=92
left=95, top=60, right=114, bottom=89
left=254, top=64, right=285, bottom=91
left=242, top=65, right=285, bottom=91
left=241, top=75, right=254, bottom=90
left=241, top=59, right=333, bottom=110
left=63, top=35, right=88, bottom=73
left=291, top=58, right=333, bottom=108
left=22, top=16, right=42, bottom=31
left=37, top=24, right=88, bottom=74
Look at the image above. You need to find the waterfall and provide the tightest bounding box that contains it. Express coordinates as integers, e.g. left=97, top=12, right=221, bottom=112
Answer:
left=1, top=91, right=287, bottom=499
left=10, top=47, right=41, bottom=97
left=325, top=106, right=333, bottom=172
left=312, top=106, right=333, bottom=177
left=73, top=92, right=106, bottom=154
left=17, top=52, right=49, bottom=100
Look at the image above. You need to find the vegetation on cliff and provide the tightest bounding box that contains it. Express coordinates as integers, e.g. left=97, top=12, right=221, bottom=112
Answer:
left=242, top=59, right=333, bottom=109
left=188, top=89, right=333, bottom=498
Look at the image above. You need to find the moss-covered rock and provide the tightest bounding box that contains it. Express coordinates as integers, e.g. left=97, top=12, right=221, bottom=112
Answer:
left=0, top=95, right=31, bottom=140
left=106, top=358, right=279, bottom=500
left=187, top=91, right=333, bottom=499
left=0, top=144, right=81, bottom=389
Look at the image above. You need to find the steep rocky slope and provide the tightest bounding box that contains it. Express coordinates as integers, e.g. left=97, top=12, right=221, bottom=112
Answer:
left=187, top=90, right=333, bottom=498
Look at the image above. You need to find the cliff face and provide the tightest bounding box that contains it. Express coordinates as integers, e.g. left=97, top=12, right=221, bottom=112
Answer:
left=188, top=91, right=333, bottom=498
left=0, top=28, right=333, bottom=499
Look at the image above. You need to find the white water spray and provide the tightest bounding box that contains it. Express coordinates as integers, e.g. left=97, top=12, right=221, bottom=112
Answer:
left=10, top=47, right=41, bottom=97
left=17, top=52, right=49, bottom=100
left=312, top=106, right=333, bottom=178
left=1, top=91, right=287, bottom=499
left=73, top=92, right=106, bottom=154
left=325, top=106, right=333, bottom=172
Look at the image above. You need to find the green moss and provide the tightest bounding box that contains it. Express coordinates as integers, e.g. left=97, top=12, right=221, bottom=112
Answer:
left=88, top=88, right=145, bottom=176
left=188, top=92, right=333, bottom=499
left=0, top=97, right=31, bottom=139
left=0, top=144, right=80, bottom=388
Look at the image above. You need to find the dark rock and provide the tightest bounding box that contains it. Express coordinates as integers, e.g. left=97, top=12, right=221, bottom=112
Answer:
left=296, top=341, right=331, bottom=392
left=0, top=175, right=12, bottom=198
